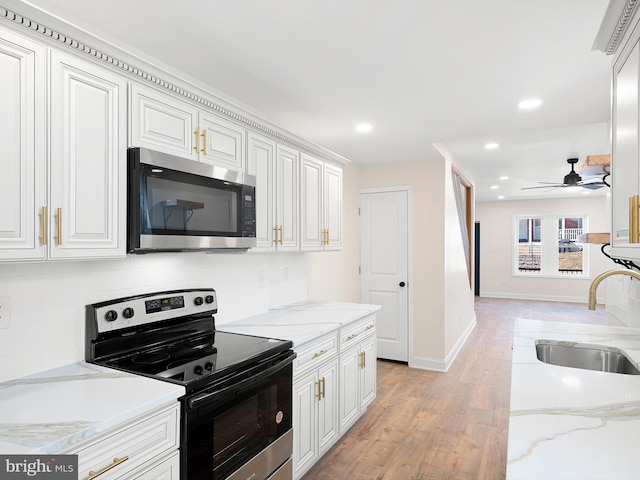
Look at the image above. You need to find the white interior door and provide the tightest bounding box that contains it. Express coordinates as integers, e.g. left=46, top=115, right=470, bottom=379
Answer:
left=360, top=189, right=409, bottom=362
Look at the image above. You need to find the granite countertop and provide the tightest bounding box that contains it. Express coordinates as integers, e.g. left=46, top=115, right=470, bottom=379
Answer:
left=218, top=301, right=381, bottom=347
left=0, top=362, right=184, bottom=454
left=508, top=319, right=640, bottom=479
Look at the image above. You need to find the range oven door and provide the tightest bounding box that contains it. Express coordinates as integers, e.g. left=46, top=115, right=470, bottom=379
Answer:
left=184, top=350, right=295, bottom=480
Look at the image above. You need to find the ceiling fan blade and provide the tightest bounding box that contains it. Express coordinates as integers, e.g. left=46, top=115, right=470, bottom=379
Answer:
left=521, top=184, right=565, bottom=190
left=581, top=182, right=606, bottom=190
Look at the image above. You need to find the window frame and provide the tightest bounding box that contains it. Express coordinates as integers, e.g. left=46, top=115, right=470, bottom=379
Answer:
left=513, top=214, right=589, bottom=278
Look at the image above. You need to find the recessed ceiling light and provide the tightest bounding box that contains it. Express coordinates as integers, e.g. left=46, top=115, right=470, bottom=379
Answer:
left=518, top=98, right=542, bottom=110
left=499, top=176, right=509, bottom=181
left=490, top=185, right=499, bottom=190
left=498, top=196, right=505, bottom=200
left=355, top=123, right=373, bottom=133
left=484, top=142, right=499, bottom=149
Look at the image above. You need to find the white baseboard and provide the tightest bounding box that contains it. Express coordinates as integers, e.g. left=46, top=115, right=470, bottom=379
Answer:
left=409, top=314, right=477, bottom=372
left=479, top=291, right=602, bottom=304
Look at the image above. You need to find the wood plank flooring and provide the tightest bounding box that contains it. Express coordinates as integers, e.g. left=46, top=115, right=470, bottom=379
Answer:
left=302, top=297, right=613, bottom=480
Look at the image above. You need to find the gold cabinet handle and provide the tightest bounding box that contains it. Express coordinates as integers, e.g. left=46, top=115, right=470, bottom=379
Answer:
left=315, top=380, right=322, bottom=400
left=279, top=225, right=284, bottom=245
left=201, top=128, right=207, bottom=155
left=193, top=127, right=200, bottom=152
left=39, top=206, right=47, bottom=245
left=88, top=456, right=129, bottom=480
left=313, top=349, right=328, bottom=358
left=366, top=324, right=375, bottom=330
left=54, top=208, right=62, bottom=245
left=359, top=351, right=366, bottom=369
left=273, top=225, right=283, bottom=245
left=321, top=377, right=326, bottom=399
left=631, top=195, right=639, bottom=244
left=347, top=333, right=358, bottom=341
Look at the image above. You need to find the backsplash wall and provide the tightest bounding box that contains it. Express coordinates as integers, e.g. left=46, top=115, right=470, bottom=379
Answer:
left=0, top=252, right=308, bottom=382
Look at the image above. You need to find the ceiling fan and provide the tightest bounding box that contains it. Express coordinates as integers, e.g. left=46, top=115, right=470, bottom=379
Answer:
left=521, top=158, right=610, bottom=191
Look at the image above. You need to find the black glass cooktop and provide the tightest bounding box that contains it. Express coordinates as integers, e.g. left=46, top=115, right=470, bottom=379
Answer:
left=101, top=329, right=291, bottom=386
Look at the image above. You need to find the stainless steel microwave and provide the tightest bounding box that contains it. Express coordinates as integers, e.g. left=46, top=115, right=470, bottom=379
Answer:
left=127, top=147, right=257, bottom=253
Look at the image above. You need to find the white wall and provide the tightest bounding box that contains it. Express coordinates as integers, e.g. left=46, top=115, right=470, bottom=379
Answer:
left=475, top=195, right=615, bottom=302
left=355, top=158, right=476, bottom=368
left=0, top=252, right=307, bottom=382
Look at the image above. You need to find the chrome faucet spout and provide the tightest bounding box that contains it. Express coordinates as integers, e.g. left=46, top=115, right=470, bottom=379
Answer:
left=588, top=269, right=640, bottom=310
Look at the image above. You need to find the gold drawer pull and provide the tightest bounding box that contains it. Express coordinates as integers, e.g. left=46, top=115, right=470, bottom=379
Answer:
left=88, top=456, right=129, bottom=480
left=347, top=333, right=358, bottom=341
left=313, top=349, right=328, bottom=358
left=366, top=324, right=375, bottom=330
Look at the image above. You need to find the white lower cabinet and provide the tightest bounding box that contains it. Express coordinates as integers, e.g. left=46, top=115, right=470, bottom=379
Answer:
left=339, top=334, right=376, bottom=433
left=292, top=316, right=376, bottom=479
left=65, top=403, right=180, bottom=480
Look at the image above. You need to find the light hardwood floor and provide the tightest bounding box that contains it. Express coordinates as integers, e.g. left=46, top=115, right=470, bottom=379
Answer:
left=302, top=297, right=613, bottom=480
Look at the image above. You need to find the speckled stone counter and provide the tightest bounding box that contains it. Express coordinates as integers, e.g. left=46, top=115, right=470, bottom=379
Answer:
left=0, top=362, right=184, bottom=454
left=218, top=301, right=381, bottom=347
left=508, top=319, right=640, bottom=479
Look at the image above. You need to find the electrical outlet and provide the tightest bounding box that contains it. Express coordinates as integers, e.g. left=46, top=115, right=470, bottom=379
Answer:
left=0, top=296, right=11, bottom=329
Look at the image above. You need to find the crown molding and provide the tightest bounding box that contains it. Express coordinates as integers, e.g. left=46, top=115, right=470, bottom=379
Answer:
left=593, top=0, right=640, bottom=55
left=0, top=4, right=350, bottom=165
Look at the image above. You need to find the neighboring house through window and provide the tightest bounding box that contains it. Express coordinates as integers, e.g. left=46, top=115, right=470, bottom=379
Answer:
left=515, top=214, right=588, bottom=277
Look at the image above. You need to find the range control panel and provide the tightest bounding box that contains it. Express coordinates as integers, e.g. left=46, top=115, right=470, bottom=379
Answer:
left=90, top=289, right=217, bottom=334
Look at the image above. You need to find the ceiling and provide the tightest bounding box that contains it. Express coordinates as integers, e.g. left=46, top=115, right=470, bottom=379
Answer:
left=8, top=0, right=614, bottom=201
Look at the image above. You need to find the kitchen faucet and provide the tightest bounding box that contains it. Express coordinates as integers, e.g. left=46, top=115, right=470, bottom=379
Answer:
left=588, top=269, right=640, bottom=310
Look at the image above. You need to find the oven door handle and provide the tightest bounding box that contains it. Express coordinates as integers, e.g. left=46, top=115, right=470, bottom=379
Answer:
left=188, top=351, right=295, bottom=410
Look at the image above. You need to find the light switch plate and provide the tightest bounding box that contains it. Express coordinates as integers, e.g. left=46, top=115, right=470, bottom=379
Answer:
left=0, top=296, right=10, bottom=329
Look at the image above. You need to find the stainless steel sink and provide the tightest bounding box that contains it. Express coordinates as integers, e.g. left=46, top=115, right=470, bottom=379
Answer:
left=535, top=340, right=640, bottom=375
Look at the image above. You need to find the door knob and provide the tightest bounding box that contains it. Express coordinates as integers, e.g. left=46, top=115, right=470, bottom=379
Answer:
left=399, top=282, right=406, bottom=287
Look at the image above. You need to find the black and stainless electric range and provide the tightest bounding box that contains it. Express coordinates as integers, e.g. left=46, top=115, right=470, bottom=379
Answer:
left=85, top=288, right=295, bottom=480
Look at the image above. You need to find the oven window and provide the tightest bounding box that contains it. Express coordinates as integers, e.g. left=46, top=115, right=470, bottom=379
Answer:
left=186, top=362, right=292, bottom=479
left=140, top=168, right=240, bottom=235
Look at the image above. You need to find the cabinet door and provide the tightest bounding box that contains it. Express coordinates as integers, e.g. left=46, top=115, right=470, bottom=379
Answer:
left=130, top=451, right=180, bottom=480
left=199, top=113, right=245, bottom=171
left=129, top=83, right=198, bottom=160
left=247, top=132, right=276, bottom=251
left=324, top=163, right=342, bottom=250
left=339, top=348, right=360, bottom=433
left=611, top=40, right=640, bottom=257
left=49, top=50, right=126, bottom=259
left=300, top=154, right=324, bottom=251
left=317, top=359, right=339, bottom=455
left=276, top=144, right=299, bottom=250
left=360, top=336, right=377, bottom=410
left=293, top=371, right=318, bottom=477
left=0, top=28, right=46, bottom=260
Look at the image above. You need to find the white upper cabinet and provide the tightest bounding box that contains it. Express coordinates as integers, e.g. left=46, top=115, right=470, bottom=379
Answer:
left=611, top=37, right=640, bottom=260
left=130, top=84, right=245, bottom=171
left=0, top=28, right=46, bottom=260
left=276, top=144, right=300, bottom=250
left=247, top=132, right=277, bottom=250
left=300, top=154, right=342, bottom=251
left=199, top=112, right=245, bottom=170
left=0, top=26, right=125, bottom=261
left=129, top=83, right=199, bottom=160
left=49, top=50, right=127, bottom=259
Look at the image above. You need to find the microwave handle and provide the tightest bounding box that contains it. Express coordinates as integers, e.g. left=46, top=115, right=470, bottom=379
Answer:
left=188, top=351, right=295, bottom=410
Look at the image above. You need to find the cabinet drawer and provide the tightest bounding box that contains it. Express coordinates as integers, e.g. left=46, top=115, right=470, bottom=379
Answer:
left=72, top=403, right=179, bottom=480
left=294, top=332, right=339, bottom=377
left=340, top=315, right=376, bottom=350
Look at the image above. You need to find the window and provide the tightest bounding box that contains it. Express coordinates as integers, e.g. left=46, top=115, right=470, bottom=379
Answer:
left=514, top=215, right=588, bottom=277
